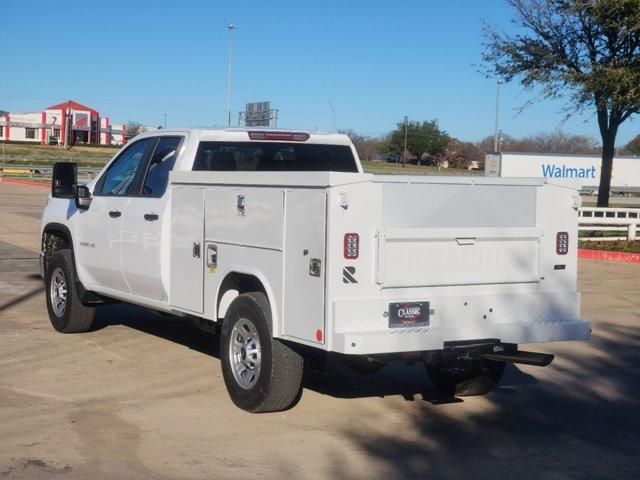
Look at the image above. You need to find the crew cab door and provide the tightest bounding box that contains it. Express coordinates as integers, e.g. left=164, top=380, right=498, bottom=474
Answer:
left=121, top=136, right=183, bottom=300
left=77, top=138, right=156, bottom=291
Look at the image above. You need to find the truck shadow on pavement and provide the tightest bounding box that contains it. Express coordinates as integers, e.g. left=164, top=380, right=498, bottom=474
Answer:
left=93, top=303, right=221, bottom=358
left=92, top=302, right=537, bottom=404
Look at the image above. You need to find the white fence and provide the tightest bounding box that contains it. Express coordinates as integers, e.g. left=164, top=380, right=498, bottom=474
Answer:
left=579, top=207, right=639, bottom=241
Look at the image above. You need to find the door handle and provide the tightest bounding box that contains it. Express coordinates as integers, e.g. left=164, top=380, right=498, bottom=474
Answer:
left=455, top=237, right=476, bottom=246
left=193, top=242, right=201, bottom=258
left=108, top=210, right=121, bottom=218
left=144, top=213, right=159, bottom=221
left=206, top=244, right=218, bottom=268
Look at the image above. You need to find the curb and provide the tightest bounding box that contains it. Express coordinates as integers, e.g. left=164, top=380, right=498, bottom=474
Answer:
left=578, top=248, right=640, bottom=264
left=0, top=177, right=50, bottom=189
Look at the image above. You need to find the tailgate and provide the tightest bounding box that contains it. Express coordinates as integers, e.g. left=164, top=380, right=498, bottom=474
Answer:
left=376, top=178, right=542, bottom=288
left=377, top=226, right=540, bottom=287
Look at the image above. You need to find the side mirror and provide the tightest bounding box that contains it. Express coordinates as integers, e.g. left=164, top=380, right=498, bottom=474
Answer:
left=52, top=162, right=77, bottom=199
left=76, top=185, right=92, bottom=210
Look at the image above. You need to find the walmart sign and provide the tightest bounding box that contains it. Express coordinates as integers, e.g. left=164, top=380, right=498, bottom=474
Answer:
left=541, top=164, right=597, bottom=179
left=486, top=152, right=640, bottom=189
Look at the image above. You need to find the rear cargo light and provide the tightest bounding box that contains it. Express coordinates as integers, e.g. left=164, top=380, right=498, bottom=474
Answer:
left=248, top=131, right=310, bottom=142
left=556, top=232, right=569, bottom=255
left=344, top=233, right=359, bottom=259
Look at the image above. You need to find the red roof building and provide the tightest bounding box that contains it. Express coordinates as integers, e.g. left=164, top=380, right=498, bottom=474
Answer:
left=1, top=100, right=126, bottom=145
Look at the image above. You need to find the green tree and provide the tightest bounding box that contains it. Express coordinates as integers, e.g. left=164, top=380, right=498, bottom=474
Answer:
left=382, top=120, right=449, bottom=163
left=484, top=0, right=640, bottom=207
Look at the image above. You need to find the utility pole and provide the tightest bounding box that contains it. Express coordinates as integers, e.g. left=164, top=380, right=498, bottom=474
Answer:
left=64, top=103, right=72, bottom=150
left=494, top=78, right=502, bottom=152
left=226, top=23, right=237, bottom=127
left=163, top=113, right=167, bottom=129
left=327, top=101, right=336, bottom=132
left=403, top=115, right=408, bottom=164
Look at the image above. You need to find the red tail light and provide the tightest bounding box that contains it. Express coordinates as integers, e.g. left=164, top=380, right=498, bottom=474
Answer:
left=556, top=232, right=569, bottom=255
left=344, top=233, right=359, bottom=259
left=248, top=131, right=310, bottom=141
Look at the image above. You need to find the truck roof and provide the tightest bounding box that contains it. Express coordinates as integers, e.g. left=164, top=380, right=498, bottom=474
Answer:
left=134, top=127, right=354, bottom=146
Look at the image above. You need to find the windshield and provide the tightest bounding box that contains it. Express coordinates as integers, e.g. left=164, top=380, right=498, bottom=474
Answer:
left=192, top=141, right=358, bottom=172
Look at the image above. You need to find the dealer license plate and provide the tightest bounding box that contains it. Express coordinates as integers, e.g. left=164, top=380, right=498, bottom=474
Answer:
left=388, top=302, right=430, bottom=328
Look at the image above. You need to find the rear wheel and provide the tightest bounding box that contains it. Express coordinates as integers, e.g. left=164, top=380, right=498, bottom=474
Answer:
left=220, top=292, right=303, bottom=413
left=426, top=359, right=505, bottom=396
left=45, top=249, right=95, bottom=333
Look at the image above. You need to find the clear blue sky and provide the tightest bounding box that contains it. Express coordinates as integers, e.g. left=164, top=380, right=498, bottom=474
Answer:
left=2, top=0, right=638, bottom=145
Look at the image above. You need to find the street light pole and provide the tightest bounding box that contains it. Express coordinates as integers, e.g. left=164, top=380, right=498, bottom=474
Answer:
left=494, top=78, right=502, bottom=152
left=226, top=23, right=236, bottom=127
left=327, top=101, right=336, bottom=132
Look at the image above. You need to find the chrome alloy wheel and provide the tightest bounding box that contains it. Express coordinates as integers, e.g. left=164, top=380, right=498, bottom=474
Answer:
left=50, top=267, right=68, bottom=317
left=229, top=318, right=262, bottom=390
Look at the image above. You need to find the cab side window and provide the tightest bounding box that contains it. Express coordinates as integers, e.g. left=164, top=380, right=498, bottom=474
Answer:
left=142, top=137, right=182, bottom=197
left=98, top=139, right=154, bottom=196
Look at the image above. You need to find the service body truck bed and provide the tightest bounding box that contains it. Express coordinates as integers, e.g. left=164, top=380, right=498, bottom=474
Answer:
left=41, top=128, right=589, bottom=412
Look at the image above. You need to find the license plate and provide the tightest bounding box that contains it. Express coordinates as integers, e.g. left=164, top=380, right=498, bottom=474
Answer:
left=388, top=302, right=430, bottom=328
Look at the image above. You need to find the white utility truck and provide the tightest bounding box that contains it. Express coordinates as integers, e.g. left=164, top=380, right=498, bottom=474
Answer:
left=41, top=128, right=590, bottom=412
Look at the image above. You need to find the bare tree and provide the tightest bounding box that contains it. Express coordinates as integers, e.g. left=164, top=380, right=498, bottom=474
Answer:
left=443, top=138, right=484, bottom=168
left=338, top=129, right=383, bottom=161
left=477, top=130, right=599, bottom=154
left=625, top=133, right=640, bottom=155
left=124, top=121, right=147, bottom=139
left=526, top=131, right=600, bottom=154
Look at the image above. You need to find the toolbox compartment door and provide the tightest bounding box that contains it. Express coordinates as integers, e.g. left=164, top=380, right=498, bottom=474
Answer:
left=169, top=187, right=205, bottom=313
left=283, top=190, right=327, bottom=344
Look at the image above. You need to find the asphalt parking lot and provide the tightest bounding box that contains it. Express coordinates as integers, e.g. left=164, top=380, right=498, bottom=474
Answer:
left=1, top=180, right=639, bottom=480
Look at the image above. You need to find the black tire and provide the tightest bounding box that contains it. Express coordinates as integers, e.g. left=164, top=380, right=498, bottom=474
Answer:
left=45, top=249, right=95, bottom=333
left=426, top=359, right=505, bottom=396
left=220, top=292, right=303, bottom=413
left=339, top=355, right=386, bottom=375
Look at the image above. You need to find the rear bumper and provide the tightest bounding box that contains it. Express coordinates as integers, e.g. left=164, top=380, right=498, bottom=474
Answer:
left=329, top=291, right=590, bottom=355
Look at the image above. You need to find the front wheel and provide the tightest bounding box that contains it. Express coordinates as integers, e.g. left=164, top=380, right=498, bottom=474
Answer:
left=45, top=249, right=95, bottom=333
left=426, top=359, right=505, bottom=396
left=220, top=292, right=303, bottom=413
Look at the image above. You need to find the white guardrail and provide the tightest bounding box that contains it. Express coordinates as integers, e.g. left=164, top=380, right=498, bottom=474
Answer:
left=579, top=207, right=639, bottom=241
